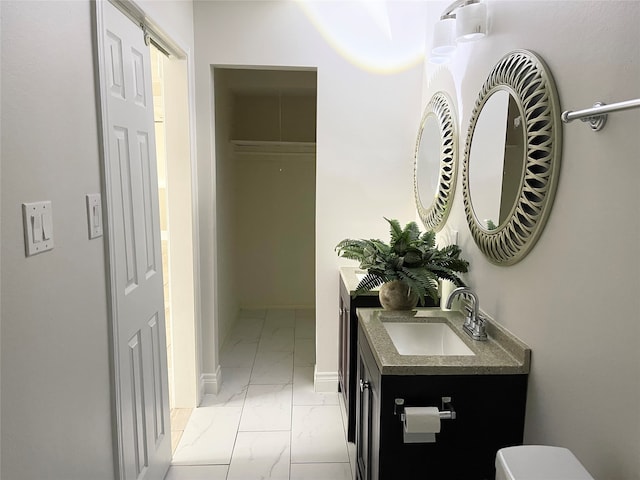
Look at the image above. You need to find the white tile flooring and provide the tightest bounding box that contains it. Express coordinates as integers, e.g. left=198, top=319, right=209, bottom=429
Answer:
left=165, top=308, right=356, bottom=480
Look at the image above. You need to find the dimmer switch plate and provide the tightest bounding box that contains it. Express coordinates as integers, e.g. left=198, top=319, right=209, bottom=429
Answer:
left=86, top=194, right=103, bottom=239
left=22, top=201, right=54, bottom=256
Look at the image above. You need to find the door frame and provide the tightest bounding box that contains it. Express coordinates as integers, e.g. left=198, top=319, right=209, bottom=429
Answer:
left=93, top=0, right=201, bottom=475
left=153, top=46, right=201, bottom=409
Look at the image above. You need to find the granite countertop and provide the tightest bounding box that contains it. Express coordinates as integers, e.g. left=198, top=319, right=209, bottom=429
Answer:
left=340, top=266, right=379, bottom=296
left=357, top=308, right=531, bottom=375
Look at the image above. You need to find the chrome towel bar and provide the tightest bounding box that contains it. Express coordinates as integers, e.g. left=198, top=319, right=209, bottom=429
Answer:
left=561, top=98, right=640, bottom=131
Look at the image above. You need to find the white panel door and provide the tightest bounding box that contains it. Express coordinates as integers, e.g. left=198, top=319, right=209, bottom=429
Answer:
left=98, top=1, right=171, bottom=479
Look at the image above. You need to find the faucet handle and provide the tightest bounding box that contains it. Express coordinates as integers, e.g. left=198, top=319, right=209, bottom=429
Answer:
left=470, top=312, right=488, bottom=340
left=472, top=321, right=488, bottom=341
left=462, top=304, right=474, bottom=328
left=477, top=312, right=490, bottom=328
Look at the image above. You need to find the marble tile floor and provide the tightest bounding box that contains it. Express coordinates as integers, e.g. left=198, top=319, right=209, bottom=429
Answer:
left=171, top=407, right=195, bottom=454
left=166, top=308, right=356, bottom=480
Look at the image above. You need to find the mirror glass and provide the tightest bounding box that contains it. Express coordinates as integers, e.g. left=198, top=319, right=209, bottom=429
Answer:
left=416, top=115, right=440, bottom=208
left=414, top=92, right=457, bottom=231
left=468, top=89, right=525, bottom=231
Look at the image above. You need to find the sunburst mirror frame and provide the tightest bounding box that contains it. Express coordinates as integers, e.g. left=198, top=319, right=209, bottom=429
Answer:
left=414, top=91, right=458, bottom=231
left=462, top=49, right=562, bottom=265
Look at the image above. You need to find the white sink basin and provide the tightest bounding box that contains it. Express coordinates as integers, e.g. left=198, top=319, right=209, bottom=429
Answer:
left=383, top=321, right=475, bottom=356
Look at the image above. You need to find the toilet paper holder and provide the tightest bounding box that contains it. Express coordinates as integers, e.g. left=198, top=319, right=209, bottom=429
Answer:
left=394, top=397, right=457, bottom=421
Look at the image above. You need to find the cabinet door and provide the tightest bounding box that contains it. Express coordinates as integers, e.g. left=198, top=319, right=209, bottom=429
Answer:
left=356, top=350, right=373, bottom=480
left=338, top=292, right=349, bottom=401
left=378, top=374, right=528, bottom=479
left=356, top=340, right=382, bottom=480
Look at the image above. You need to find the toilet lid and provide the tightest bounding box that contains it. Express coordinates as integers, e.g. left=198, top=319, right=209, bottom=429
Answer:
left=497, top=446, right=595, bottom=480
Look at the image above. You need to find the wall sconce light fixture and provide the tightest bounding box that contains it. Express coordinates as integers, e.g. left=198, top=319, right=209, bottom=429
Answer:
left=430, top=0, right=487, bottom=63
left=432, top=16, right=457, bottom=56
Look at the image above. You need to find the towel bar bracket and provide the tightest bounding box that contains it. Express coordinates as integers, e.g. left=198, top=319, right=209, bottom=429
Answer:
left=581, top=102, right=607, bottom=131
left=561, top=98, right=640, bottom=131
left=561, top=101, right=608, bottom=131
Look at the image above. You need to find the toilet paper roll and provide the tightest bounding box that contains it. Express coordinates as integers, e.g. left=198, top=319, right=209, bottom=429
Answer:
left=403, top=406, right=441, bottom=434
left=403, top=432, right=436, bottom=444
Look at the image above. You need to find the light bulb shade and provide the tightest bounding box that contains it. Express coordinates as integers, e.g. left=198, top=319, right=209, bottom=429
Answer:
left=432, top=17, right=456, bottom=56
left=429, top=54, right=451, bottom=65
left=456, top=2, right=487, bottom=42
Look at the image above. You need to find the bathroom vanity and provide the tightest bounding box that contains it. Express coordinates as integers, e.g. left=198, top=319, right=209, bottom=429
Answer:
left=339, top=268, right=382, bottom=441
left=339, top=268, right=437, bottom=441
left=356, top=308, right=530, bottom=480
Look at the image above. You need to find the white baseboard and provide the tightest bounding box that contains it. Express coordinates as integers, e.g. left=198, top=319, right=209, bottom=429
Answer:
left=239, top=304, right=316, bottom=310
left=200, top=365, right=222, bottom=397
left=314, top=366, right=338, bottom=393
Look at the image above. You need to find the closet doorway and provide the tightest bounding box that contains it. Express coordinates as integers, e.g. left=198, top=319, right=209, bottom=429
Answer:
left=213, top=67, right=317, bottom=350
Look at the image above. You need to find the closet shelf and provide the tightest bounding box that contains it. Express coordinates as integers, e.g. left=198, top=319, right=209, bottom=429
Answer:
left=230, top=140, right=316, bottom=155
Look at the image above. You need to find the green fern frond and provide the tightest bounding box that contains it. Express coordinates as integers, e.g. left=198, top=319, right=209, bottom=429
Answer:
left=397, top=268, right=439, bottom=305
left=405, top=221, right=421, bottom=242
left=335, top=238, right=367, bottom=254
left=355, top=273, right=386, bottom=294
left=385, top=217, right=403, bottom=244
left=421, top=230, right=436, bottom=248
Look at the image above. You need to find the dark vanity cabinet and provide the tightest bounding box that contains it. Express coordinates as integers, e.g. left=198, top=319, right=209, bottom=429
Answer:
left=339, top=275, right=381, bottom=442
left=356, top=324, right=528, bottom=480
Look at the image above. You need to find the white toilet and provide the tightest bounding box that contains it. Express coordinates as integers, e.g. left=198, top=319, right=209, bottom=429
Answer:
left=496, top=445, right=595, bottom=480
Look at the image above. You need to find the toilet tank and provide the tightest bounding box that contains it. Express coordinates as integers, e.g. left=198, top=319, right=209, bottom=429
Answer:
left=495, top=446, right=595, bottom=480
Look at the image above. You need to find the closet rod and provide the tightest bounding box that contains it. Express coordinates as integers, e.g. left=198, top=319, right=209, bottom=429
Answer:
left=561, top=98, right=640, bottom=131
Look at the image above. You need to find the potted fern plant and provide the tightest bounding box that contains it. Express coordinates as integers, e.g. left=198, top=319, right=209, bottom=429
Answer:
left=335, top=218, right=469, bottom=310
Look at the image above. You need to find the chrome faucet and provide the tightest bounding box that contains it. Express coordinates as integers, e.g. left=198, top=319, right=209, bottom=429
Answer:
left=445, top=287, right=487, bottom=341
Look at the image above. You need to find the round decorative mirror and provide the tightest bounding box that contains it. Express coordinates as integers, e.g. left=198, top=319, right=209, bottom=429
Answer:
left=462, top=50, right=562, bottom=265
left=414, top=92, right=458, bottom=231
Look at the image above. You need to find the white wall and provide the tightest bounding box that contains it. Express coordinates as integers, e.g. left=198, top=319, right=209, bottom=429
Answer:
left=193, top=0, right=426, bottom=389
left=424, top=1, right=640, bottom=478
left=234, top=152, right=316, bottom=308
left=1, top=2, right=114, bottom=478
left=0, top=0, right=195, bottom=477
left=137, top=0, right=195, bottom=52
left=212, top=68, right=240, bottom=355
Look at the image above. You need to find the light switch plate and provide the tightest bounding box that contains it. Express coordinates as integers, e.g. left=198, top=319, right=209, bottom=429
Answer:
left=86, top=194, right=103, bottom=239
left=22, top=201, right=54, bottom=256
